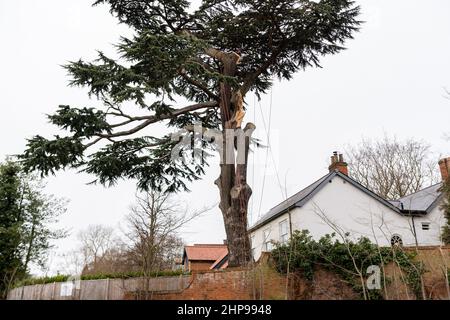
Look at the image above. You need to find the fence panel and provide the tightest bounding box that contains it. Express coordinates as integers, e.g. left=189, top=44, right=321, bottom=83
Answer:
left=8, top=275, right=191, bottom=300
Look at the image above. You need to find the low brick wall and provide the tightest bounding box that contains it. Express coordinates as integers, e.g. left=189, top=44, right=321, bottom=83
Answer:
left=129, top=258, right=359, bottom=300
left=134, top=263, right=288, bottom=300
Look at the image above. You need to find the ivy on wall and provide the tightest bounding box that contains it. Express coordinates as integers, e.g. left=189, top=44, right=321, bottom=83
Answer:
left=271, top=230, right=425, bottom=300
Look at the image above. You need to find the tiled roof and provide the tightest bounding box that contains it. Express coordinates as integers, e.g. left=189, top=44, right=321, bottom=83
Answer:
left=390, top=183, right=443, bottom=212
left=249, top=172, right=334, bottom=231
left=184, top=244, right=228, bottom=262
left=209, top=251, right=229, bottom=270
left=248, top=171, right=439, bottom=231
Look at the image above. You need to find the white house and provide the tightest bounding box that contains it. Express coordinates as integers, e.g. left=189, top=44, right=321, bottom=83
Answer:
left=249, top=152, right=449, bottom=261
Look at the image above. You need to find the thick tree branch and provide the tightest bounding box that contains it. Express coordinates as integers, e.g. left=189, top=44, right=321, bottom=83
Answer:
left=106, top=101, right=218, bottom=137
left=205, top=48, right=240, bottom=66
left=83, top=101, right=218, bottom=148
left=84, top=137, right=103, bottom=149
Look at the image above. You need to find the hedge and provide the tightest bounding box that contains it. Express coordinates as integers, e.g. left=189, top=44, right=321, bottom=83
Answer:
left=14, top=269, right=188, bottom=288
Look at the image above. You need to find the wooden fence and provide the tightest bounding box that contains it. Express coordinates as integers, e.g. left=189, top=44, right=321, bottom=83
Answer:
left=7, top=275, right=191, bottom=300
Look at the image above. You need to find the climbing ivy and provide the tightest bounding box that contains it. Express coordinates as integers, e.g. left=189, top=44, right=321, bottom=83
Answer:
left=271, top=230, right=424, bottom=300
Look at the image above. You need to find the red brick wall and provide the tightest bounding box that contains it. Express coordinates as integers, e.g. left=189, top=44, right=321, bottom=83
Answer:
left=189, top=261, right=215, bottom=272
left=147, top=264, right=358, bottom=300
left=149, top=263, right=289, bottom=300
left=134, top=253, right=359, bottom=300
left=154, top=269, right=253, bottom=300
left=126, top=248, right=450, bottom=300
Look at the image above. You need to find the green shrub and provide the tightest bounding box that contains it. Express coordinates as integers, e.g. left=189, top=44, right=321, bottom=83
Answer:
left=80, top=269, right=187, bottom=281
left=14, top=274, right=70, bottom=287
left=14, top=269, right=188, bottom=288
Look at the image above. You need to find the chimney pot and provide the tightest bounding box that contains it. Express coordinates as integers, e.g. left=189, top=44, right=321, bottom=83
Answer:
left=439, top=157, right=450, bottom=181
left=328, top=152, right=349, bottom=175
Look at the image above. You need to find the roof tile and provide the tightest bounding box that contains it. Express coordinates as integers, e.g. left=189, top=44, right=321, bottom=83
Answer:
left=184, top=244, right=228, bottom=261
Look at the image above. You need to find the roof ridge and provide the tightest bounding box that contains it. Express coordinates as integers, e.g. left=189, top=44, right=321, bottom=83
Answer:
left=249, top=172, right=335, bottom=231
left=268, top=171, right=334, bottom=211
left=249, top=171, right=442, bottom=232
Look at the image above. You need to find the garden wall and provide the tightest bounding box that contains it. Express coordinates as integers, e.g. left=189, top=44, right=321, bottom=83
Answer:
left=8, top=247, right=450, bottom=300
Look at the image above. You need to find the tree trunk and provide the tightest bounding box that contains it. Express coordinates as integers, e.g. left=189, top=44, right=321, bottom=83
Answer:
left=214, top=51, right=254, bottom=267
left=23, top=218, right=36, bottom=273
left=215, top=126, right=255, bottom=267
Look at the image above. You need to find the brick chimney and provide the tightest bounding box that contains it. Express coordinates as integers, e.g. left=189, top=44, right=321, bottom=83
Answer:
left=328, top=151, right=348, bottom=175
left=439, top=157, right=450, bottom=181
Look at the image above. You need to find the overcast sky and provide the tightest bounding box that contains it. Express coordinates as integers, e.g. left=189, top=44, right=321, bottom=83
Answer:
left=1, top=0, right=449, bottom=275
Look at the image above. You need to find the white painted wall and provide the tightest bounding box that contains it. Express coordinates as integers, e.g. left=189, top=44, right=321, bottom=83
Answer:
left=250, top=175, right=444, bottom=261
left=412, top=204, right=445, bottom=246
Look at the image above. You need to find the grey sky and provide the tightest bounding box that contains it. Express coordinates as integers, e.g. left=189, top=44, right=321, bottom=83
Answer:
left=0, top=0, right=449, bottom=275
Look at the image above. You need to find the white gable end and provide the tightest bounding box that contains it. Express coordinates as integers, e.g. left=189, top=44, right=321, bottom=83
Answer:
left=250, top=174, right=444, bottom=261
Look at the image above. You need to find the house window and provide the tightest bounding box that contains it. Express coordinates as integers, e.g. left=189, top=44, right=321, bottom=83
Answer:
left=263, top=229, right=272, bottom=251
left=421, top=222, right=430, bottom=230
left=391, top=234, right=403, bottom=247
left=279, top=220, right=289, bottom=243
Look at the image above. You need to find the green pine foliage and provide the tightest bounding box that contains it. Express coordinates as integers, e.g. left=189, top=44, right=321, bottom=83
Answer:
left=20, top=0, right=361, bottom=193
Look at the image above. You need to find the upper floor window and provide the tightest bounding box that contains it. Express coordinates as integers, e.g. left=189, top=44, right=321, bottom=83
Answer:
left=279, top=219, right=289, bottom=243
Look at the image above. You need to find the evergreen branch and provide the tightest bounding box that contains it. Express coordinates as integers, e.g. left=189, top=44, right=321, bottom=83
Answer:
left=178, top=70, right=218, bottom=99
left=90, top=101, right=218, bottom=141
left=239, top=42, right=287, bottom=96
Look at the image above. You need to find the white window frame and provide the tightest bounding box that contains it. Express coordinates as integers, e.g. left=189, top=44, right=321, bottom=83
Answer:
left=279, top=219, right=289, bottom=243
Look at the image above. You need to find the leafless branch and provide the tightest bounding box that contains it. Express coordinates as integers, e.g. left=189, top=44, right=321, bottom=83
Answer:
left=345, top=135, right=439, bottom=200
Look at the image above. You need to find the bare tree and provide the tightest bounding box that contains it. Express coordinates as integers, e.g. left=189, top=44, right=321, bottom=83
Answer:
left=60, top=231, right=130, bottom=276
left=124, top=191, right=211, bottom=274
left=58, top=194, right=212, bottom=277
left=77, top=224, right=117, bottom=271
left=346, top=135, right=439, bottom=200
left=58, top=249, right=85, bottom=276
